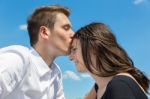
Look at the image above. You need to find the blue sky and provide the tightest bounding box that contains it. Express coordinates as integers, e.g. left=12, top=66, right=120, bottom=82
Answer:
left=0, top=0, right=150, bottom=99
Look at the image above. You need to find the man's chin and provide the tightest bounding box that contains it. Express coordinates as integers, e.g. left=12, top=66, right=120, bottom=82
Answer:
left=60, top=49, right=69, bottom=56
left=65, top=49, right=70, bottom=55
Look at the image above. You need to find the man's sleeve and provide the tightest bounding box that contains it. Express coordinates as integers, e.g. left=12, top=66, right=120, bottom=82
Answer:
left=0, top=48, right=27, bottom=98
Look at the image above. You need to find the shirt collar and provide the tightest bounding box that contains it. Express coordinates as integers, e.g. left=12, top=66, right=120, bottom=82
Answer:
left=29, top=47, right=57, bottom=76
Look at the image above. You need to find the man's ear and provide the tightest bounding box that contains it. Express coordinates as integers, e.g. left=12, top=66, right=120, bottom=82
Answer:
left=39, top=26, right=51, bottom=39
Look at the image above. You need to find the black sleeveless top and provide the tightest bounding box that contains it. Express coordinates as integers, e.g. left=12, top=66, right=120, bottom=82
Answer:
left=95, top=75, right=148, bottom=99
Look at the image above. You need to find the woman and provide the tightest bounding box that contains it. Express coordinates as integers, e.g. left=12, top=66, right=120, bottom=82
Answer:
left=69, top=22, right=150, bottom=99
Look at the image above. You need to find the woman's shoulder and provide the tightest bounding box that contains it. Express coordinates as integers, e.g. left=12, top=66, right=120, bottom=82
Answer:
left=107, top=75, right=136, bottom=91
left=108, top=75, right=144, bottom=93
left=103, top=75, right=148, bottom=99
left=111, top=75, right=134, bottom=84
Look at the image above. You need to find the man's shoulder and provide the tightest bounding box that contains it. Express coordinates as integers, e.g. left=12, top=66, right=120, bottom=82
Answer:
left=0, top=45, right=30, bottom=54
left=0, top=45, right=31, bottom=63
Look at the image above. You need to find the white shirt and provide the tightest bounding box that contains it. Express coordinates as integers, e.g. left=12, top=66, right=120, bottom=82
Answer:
left=0, top=45, right=65, bottom=99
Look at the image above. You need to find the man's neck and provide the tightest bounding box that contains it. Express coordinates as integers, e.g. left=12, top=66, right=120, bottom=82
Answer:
left=33, top=45, right=56, bottom=68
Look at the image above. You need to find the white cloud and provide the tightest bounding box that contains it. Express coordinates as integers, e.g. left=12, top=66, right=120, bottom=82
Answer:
left=63, top=70, right=81, bottom=81
left=19, top=24, right=27, bottom=30
left=80, top=74, right=91, bottom=78
left=133, top=0, right=145, bottom=5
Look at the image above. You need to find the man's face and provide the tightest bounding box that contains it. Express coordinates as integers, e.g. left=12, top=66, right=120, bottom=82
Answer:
left=49, top=13, right=74, bottom=55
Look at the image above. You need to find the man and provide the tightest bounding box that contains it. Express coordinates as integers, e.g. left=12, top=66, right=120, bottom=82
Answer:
left=0, top=5, right=74, bottom=99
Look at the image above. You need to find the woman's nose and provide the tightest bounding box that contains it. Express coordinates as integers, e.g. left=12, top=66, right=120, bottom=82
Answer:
left=69, top=52, right=74, bottom=61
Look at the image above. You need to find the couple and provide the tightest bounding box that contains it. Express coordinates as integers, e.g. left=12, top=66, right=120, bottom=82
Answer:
left=0, top=5, right=149, bottom=99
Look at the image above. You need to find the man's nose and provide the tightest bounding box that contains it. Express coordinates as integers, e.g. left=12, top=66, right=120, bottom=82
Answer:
left=70, top=29, right=74, bottom=37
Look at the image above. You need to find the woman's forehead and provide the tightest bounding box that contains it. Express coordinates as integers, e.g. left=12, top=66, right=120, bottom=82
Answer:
left=71, top=39, right=80, bottom=47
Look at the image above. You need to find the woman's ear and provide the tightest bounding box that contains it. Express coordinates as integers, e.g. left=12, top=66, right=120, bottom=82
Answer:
left=39, top=26, right=51, bottom=39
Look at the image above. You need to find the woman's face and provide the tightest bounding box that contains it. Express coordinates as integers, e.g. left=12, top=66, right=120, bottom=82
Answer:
left=69, top=39, right=87, bottom=72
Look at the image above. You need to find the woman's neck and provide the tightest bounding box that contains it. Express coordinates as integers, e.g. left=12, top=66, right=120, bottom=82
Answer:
left=91, top=74, right=113, bottom=99
left=92, top=75, right=113, bottom=89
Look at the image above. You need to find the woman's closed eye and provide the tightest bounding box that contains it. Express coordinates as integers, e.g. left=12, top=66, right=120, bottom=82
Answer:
left=71, top=48, right=77, bottom=54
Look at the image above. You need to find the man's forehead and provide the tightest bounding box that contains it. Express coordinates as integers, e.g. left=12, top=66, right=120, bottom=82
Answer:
left=55, top=13, right=70, bottom=23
